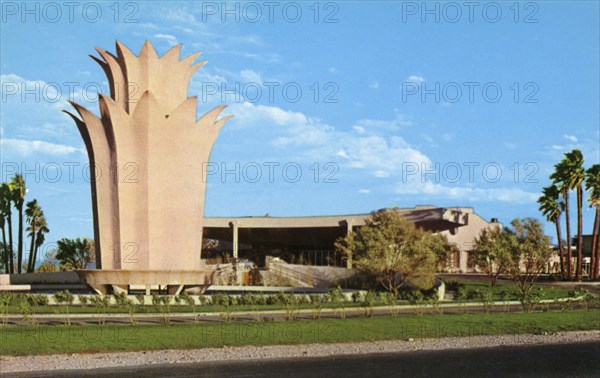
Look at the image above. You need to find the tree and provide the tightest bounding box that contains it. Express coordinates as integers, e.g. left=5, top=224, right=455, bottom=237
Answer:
left=0, top=183, right=15, bottom=273
left=36, top=250, right=59, bottom=272
left=26, top=202, right=49, bottom=273
left=586, top=164, right=600, bottom=280
left=470, top=226, right=510, bottom=286
left=0, top=242, right=5, bottom=273
left=551, top=154, right=574, bottom=279
left=564, top=150, right=585, bottom=281
left=10, top=174, right=26, bottom=274
left=504, top=218, right=552, bottom=310
left=538, top=184, right=566, bottom=278
left=36, top=260, right=59, bottom=272
left=25, top=200, right=43, bottom=273
left=0, top=176, right=48, bottom=274
left=32, top=217, right=49, bottom=272
left=55, top=237, right=95, bottom=270
left=0, top=211, right=8, bottom=274
left=335, top=209, right=451, bottom=296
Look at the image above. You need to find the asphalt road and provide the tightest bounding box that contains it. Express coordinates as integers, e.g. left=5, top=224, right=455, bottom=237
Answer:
left=10, top=341, right=600, bottom=378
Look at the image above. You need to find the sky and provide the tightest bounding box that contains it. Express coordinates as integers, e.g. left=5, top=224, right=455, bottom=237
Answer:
left=0, top=1, right=599, bottom=262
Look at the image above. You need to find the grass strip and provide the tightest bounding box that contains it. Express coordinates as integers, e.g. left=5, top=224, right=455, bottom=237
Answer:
left=1, top=310, right=598, bottom=356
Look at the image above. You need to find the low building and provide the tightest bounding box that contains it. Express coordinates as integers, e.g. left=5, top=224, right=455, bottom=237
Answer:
left=202, top=206, right=498, bottom=273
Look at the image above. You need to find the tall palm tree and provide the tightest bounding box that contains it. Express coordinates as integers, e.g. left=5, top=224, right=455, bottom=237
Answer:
left=25, top=199, right=42, bottom=273
left=0, top=182, right=15, bottom=273
left=551, top=158, right=573, bottom=279
left=538, top=184, right=566, bottom=277
left=10, top=174, right=26, bottom=274
left=586, top=164, right=600, bottom=280
left=0, top=185, right=8, bottom=274
left=32, top=216, right=48, bottom=273
left=0, top=217, right=6, bottom=274
left=564, top=150, right=585, bottom=280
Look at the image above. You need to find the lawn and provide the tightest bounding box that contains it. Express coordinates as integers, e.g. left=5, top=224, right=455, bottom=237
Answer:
left=1, top=310, right=598, bottom=356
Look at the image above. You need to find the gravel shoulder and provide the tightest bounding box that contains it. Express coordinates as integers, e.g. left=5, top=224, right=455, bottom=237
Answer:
left=1, top=330, right=599, bottom=374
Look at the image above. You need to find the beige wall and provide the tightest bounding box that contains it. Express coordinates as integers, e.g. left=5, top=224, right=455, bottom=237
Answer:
left=440, top=208, right=500, bottom=273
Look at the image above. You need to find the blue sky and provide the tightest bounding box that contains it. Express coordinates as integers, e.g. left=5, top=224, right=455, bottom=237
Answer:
left=1, top=1, right=599, bottom=259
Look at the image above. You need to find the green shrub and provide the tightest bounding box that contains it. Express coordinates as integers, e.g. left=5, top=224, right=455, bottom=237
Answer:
left=405, top=290, right=426, bottom=316
left=26, top=294, right=49, bottom=306
left=499, top=289, right=512, bottom=301
left=361, top=291, right=376, bottom=317
left=135, top=294, right=145, bottom=306
left=54, top=291, right=74, bottom=326
left=90, top=295, right=110, bottom=325
left=478, top=290, right=494, bottom=313
left=455, top=286, right=468, bottom=301
left=310, top=294, right=324, bottom=319
left=198, top=295, right=209, bottom=305
left=79, top=295, right=89, bottom=306
left=379, top=291, right=399, bottom=317
left=113, top=292, right=131, bottom=307
left=19, top=300, right=36, bottom=325
left=328, top=287, right=347, bottom=319
left=518, top=287, right=545, bottom=312
left=467, top=289, right=482, bottom=300
left=445, top=281, right=466, bottom=292
left=211, top=293, right=230, bottom=307
left=1, top=293, right=25, bottom=306
left=283, top=294, right=300, bottom=321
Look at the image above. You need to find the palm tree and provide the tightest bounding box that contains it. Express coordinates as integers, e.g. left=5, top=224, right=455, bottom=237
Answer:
left=0, top=217, right=6, bottom=274
left=551, top=158, right=573, bottom=279
left=0, top=182, right=15, bottom=273
left=32, top=216, right=48, bottom=272
left=565, top=150, right=585, bottom=280
left=0, top=187, right=8, bottom=274
left=25, top=200, right=43, bottom=273
left=586, top=164, right=600, bottom=280
left=10, top=174, right=26, bottom=274
left=538, top=185, right=566, bottom=277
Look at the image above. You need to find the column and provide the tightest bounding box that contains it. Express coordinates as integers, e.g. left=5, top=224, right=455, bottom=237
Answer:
left=345, top=219, right=353, bottom=269
left=230, top=221, right=239, bottom=259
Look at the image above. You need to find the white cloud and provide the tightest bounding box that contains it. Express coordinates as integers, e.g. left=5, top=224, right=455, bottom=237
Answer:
left=563, top=134, right=577, bottom=142
left=224, top=102, right=540, bottom=205
left=406, top=75, right=425, bottom=83
left=336, top=149, right=349, bottom=159
left=231, top=51, right=281, bottom=63
left=228, top=102, right=428, bottom=178
left=1, top=73, right=60, bottom=100
left=369, top=81, right=380, bottom=89
left=504, top=142, right=517, bottom=149
left=396, top=181, right=538, bottom=204
left=552, top=145, right=563, bottom=150
left=231, top=102, right=310, bottom=127
left=353, top=111, right=413, bottom=133
left=359, top=189, right=371, bottom=194
left=162, top=8, right=198, bottom=24
left=239, top=69, right=262, bottom=83
left=1, top=138, right=83, bottom=156
left=154, top=33, right=179, bottom=46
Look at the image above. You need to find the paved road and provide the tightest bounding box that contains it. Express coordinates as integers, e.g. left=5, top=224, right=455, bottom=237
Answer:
left=10, top=341, right=600, bottom=377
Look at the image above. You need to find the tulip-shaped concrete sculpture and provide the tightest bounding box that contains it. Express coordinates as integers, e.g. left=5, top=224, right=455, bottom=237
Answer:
left=65, top=41, right=232, bottom=273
